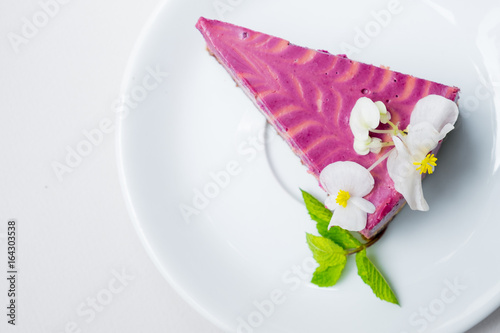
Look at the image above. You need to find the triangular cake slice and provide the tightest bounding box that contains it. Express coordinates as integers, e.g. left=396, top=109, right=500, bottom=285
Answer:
left=196, top=17, right=459, bottom=238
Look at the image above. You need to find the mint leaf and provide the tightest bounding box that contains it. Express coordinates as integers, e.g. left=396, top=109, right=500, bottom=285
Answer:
left=301, top=189, right=361, bottom=249
left=311, top=261, right=346, bottom=287
left=301, top=189, right=332, bottom=229
left=355, top=249, right=399, bottom=305
left=327, top=226, right=362, bottom=249
left=306, top=233, right=345, bottom=266
left=306, top=233, right=347, bottom=287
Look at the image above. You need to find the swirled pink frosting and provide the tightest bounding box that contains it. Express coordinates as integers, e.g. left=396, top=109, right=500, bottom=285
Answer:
left=196, top=17, right=459, bottom=238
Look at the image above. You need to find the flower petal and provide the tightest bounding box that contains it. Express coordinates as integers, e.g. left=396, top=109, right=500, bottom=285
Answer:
left=439, top=123, right=455, bottom=139
left=328, top=204, right=367, bottom=231
left=319, top=161, right=374, bottom=197
left=324, top=195, right=339, bottom=211
left=349, top=97, right=381, bottom=139
left=396, top=169, right=429, bottom=211
left=387, top=136, right=429, bottom=211
left=405, top=122, right=441, bottom=161
left=353, top=137, right=371, bottom=155
left=375, top=101, right=391, bottom=124
left=350, top=197, right=376, bottom=214
left=367, top=137, right=382, bottom=154
left=410, top=95, right=459, bottom=132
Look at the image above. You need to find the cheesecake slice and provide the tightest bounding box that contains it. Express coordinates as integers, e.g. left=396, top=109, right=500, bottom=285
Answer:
left=196, top=17, right=459, bottom=238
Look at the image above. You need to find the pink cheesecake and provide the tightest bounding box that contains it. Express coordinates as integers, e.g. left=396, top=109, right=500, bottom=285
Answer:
left=196, top=17, right=459, bottom=238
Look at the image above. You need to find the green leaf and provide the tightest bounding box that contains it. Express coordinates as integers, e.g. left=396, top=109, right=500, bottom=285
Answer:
left=306, top=233, right=348, bottom=288
left=301, top=189, right=361, bottom=249
left=326, top=226, right=362, bottom=249
left=301, top=189, right=332, bottom=228
left=306, top=233, right=345, bottom=266
left=311, top=261, right=347, bottom=287
left=355, top=249, right=399, bottom=305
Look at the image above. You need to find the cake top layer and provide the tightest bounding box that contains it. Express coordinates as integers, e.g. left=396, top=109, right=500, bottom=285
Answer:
left=196, top=17, right=459, bottom=236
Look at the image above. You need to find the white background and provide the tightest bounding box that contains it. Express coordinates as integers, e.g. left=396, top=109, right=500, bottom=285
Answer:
left=1, top=0, right=499, bottom=332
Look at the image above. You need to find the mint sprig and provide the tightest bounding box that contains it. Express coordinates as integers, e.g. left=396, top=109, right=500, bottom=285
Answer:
left=302, top=189, right=399, bottom=305
left=301, top=189, right=361, bottom=249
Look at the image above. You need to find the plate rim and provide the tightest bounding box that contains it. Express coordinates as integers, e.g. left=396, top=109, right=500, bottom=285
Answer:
left=115, top=0, right=233, bottom=331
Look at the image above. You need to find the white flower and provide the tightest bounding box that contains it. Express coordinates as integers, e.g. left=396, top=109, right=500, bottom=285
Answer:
left=387, top=124, right=440, bottom=211
left=350, top=97, right=380, bottom=140
left=320, top=161, right=376, bottom=231
left=387, top=95, right=459, bottom=211
left=350, top=97, right=392, bottom=155
left=409, top=94, right=459, bottom=132
left=375, top=101, right=391, bottom=124
left=353, top=137, right=383, bottom=155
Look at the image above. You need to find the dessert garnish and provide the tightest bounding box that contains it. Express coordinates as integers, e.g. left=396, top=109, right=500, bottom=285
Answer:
left=196, top=17, right=460, bottom=304
left=303, top=95, right=458, bottom=303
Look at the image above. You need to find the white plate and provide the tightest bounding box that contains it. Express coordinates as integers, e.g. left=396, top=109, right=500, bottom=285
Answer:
left=117, top=0, right=500, bottom=332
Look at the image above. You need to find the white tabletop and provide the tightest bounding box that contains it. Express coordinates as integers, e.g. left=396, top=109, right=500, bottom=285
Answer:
left=1, top=1, right=499, bottom=332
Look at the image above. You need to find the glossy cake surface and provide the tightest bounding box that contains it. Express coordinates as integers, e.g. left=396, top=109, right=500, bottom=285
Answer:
left=196, top=17, right=459, bottom=238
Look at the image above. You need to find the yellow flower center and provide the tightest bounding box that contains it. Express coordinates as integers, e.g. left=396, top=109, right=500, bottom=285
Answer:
left=414, top=153, right=438, bottom=174
left=336, top=189, right=350, bottom=208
